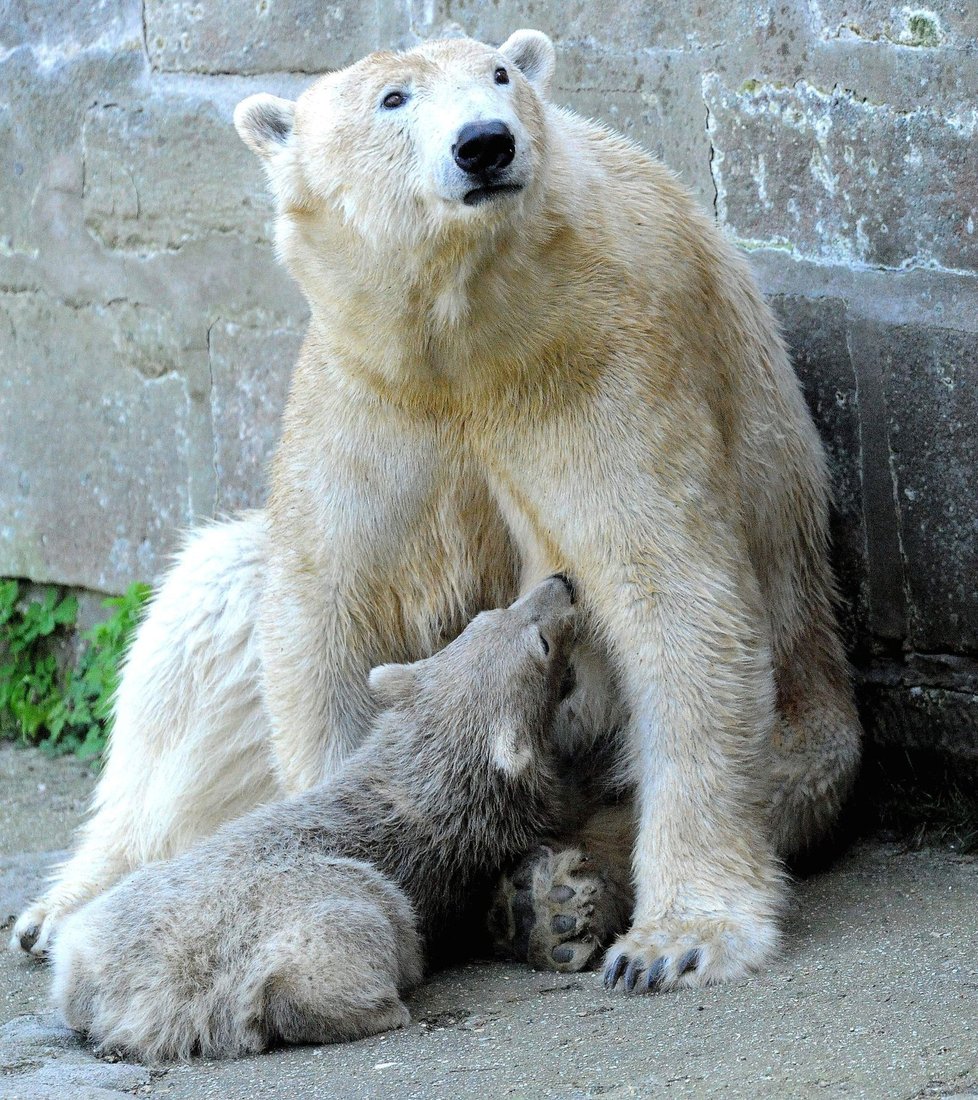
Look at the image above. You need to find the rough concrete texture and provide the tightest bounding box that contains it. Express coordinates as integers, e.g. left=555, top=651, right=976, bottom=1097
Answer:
left=0, top=743, right=975, bottom=1099
left=1, top=1, right=976, bottom=757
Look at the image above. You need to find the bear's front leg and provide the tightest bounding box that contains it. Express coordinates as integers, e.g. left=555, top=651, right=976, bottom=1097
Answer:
left=260, top=393, right=511, bottom=793
left=599, top=543, right=786, bottom=993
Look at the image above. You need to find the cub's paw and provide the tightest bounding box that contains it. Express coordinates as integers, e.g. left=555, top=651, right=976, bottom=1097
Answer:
left=9, top=901, right=58, bottom=958
left=488, top=845, right=628, bottom=973
left=603, top=913, right=780, bottom=994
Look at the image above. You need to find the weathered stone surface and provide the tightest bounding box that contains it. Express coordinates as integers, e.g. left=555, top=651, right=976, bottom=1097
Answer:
left=862, top=680, right=978, bottom=763
left=83, top=93, right=277, bottom=251
left=850, top=319, right=978, bottom=655
left=413, top=0, right=811, bottom=55
left=0, top=0, right=143, bottom=53
left=0, top=48, right=144, bottom=263
left=555, top=47, right=714, bottom=208
left=771, top=295, right=868, bottom=655
left=145, top=0, right=411, bottom=75
left=0, top=294, right=205, bottom=591
left=811, top=0, right=978, bottom=47
left=706, top=77, right=978, bottom=272
left=209, top=319, right=304, bottom=512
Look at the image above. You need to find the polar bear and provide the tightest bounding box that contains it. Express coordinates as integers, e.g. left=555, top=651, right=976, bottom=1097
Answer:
left=52, top=577, right=576, bottom=1061
left=14, top=30, right=861, bottom=992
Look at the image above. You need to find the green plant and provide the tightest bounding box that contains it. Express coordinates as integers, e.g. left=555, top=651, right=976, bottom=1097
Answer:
left=0, top=580, right=151, bottom=760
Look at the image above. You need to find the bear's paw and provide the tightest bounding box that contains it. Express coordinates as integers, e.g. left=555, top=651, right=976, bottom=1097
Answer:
left=603, top=911, right=780, bottom=993
left=488, top=845, right=629, bottom=973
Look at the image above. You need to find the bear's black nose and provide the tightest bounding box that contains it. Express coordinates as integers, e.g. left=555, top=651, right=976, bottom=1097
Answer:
left=453, top=120, right=515, bottom=176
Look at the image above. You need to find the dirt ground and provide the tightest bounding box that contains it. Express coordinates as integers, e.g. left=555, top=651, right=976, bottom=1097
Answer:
left=1, top=742, right=975, bottom=1100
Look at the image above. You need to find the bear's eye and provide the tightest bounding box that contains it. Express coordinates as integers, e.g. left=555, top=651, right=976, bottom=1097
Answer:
left=381, top=90, right=407, bottom=110
left=494, top=66, right=509, bottom=85
left=538, top=631, right=550, bottom=655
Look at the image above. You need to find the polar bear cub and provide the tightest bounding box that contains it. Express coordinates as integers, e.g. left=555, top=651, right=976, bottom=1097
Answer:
left=51, top=576, right=576, bottom=1061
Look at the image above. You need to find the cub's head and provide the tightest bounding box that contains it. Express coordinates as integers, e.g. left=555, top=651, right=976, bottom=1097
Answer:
left=233, top=30, right=555, bottom=264
left=368, top=574, right=577, bottom=780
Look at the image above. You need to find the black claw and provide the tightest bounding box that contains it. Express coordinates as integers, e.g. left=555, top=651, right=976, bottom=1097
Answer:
left=623, top=959, right=642, bottom=993
left=551, top=913, right=577, bottom=935
left=604, top=954, right=627, bottom=989
left=552, top=944, right=574, bottom=964
left=645, top=957, right=666, bottom=992
left=548, top=884, right=575, bottom=903
left=677, top=949, right=700, bottom=976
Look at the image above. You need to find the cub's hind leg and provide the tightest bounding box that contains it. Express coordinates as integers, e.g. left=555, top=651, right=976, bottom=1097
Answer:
left=255, top=873, right=423, bottom=1048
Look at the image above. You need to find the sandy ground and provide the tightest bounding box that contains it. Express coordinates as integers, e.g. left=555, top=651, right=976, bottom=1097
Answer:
left=0, top=742, right=975, bottom=1100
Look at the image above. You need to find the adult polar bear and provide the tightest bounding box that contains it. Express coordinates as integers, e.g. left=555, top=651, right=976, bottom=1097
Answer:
left=14, top=30, right=861, bottom=991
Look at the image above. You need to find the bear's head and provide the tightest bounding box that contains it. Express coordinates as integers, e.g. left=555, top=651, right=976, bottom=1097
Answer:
left=368, top=574, right=577, bottom=778
left=233, top=31, right=556, bottom=304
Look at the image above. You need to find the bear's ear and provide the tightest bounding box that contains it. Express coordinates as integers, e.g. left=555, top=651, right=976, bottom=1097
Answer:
left=234, top=94, right=296, bottom=159
left=500, top=30, right=556, bottom=98
left=491, top=722, right=533, bottom=777
left=368, top=662, right=419, bottom=709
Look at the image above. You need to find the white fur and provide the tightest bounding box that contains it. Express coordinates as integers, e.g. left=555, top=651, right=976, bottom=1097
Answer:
left=11, top=514, right=278, bottom=955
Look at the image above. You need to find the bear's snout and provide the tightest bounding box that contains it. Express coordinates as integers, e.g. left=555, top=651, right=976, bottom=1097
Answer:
left=452, top=120, right=515, bottom=177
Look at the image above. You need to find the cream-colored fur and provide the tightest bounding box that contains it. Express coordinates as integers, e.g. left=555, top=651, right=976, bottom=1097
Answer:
left=13, top=30, right=861, bottom=990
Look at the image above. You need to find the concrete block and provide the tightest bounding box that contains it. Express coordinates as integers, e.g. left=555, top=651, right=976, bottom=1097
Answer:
left=0, top=294, right=207, bottom=591
left=849, top=318, right=978, bottom=654
left=144, top=0, right=411, bottom=75
left=706, top=77, right=978, bottom=272
left=209, top=320, right=303, bottom=512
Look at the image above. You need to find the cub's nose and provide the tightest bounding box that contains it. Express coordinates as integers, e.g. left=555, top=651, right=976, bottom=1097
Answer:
left=453, top=120, right=515, bottom=175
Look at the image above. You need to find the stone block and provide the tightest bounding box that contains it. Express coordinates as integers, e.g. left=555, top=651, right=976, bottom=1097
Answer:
left=0, top=294, right=208, bottom=591
left=770, top=295, right=868, bottom=655
left=556, top=47, right=715, bottom=209
left=849, top=319, right=978, bottom=655
left=706, top=77, right=978, bottom=272
left=0, top=48, right=143, bottom=263
left=862, top=680, right=978, bottom=763
left=144, top=0, right=411, bottom=75
left=0, top=0, right=143, bottom=53
left=82, top=93, right=274, bottom=251
left=209, top=320, right=303, bottom=511
left=412, top=0, right=809, bottom=55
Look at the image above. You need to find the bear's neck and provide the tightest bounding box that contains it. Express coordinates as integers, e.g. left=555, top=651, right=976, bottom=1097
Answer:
left=295, top=184, right=609, bottom=413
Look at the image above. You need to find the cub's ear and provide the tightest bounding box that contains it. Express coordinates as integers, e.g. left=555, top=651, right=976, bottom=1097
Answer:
left=491, top=722, right=533, bottom=777
left=500, top=30, right=556, bottom=98
left=368, top=662, right=419, bottom=709
left=234, top=94, right=296, bottom=159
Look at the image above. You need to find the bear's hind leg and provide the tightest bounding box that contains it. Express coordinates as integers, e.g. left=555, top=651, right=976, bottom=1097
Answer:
left=769, top=628, right=862, bottom=863
left=488, top=805, right=635, bottom=973
left=11, top=513, right=277, bottom=957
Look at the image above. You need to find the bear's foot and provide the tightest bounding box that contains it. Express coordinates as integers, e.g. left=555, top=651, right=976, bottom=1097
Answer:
left=603, top=911, right=780, bottom=993
left=10, top=900, right=57, bottom=958
left=488, top=845, right=629, bottom=973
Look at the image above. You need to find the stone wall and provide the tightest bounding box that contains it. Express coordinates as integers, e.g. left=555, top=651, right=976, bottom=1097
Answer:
left=1, top=2, right=975, bottom=759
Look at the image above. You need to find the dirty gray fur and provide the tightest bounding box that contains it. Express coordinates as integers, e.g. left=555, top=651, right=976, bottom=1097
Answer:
left=50, top=578, right=577, bottom=1062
